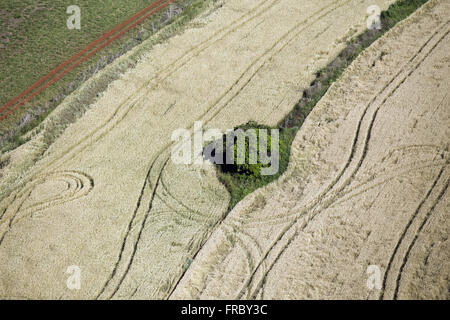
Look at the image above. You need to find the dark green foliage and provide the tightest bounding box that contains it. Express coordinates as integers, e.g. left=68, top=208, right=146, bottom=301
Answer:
left=381, top=0, right=429, bottom=29
left=215, top=121, right=273, bottom=176
left=212, top=123, right=296, bottom=210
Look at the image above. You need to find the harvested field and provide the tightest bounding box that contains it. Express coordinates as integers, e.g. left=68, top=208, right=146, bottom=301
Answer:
left=171, top=0, right=450, bottom=300
left=1, top=0, right=446, bottom=300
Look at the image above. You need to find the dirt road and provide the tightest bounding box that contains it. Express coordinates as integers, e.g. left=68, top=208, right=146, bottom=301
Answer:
left=171, top=0, right=450, bottom=299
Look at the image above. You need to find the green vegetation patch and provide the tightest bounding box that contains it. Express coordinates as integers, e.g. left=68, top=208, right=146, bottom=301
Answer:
left=206, top=121, right=296, bottom=210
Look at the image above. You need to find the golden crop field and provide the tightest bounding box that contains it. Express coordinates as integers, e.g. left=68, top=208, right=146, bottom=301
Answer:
left=0, top=0, right=447, bottom=302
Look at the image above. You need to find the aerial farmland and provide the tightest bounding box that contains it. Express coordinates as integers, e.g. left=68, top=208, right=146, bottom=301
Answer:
left=0, top=0, right=448, bottom=303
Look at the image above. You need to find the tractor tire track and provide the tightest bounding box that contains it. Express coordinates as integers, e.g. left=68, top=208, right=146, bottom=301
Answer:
left=393, top=174, right=449, bottom=299
left=0, top=170, right=93, bottom=245
left=380, top=160, right=448, bottom=300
